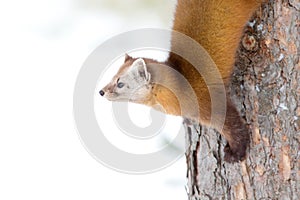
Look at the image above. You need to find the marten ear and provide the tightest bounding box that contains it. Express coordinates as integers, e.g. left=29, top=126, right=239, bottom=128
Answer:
left=124, top=53, right=132, bottom=62
left=130, top=58, right=151, bottom=82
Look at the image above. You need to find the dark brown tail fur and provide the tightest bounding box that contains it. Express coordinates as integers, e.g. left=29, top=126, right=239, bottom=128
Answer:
left=222, top=100, right=250, bottom=162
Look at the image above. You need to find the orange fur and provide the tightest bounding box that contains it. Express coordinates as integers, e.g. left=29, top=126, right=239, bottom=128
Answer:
left=171, top=0, right=262, bottom=79
left=150, top=0, right=263, bottom=124
left=152, top=0, right=263, bottom=162
left=102, top=0, right=265, bottom=162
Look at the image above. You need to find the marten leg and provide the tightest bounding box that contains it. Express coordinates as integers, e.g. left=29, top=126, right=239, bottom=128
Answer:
left=222, top=101, right=250, bottom=163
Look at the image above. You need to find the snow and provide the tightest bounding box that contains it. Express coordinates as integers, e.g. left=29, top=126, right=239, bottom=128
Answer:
left=278, top=53, right=285, bottom=61
left=255, top=85, right=261, bottom=92
left=257, top=24, right=263, bottom=31
left=0, top=0, right=187, bottom=200
left=279, top=103, right=288, bottom=110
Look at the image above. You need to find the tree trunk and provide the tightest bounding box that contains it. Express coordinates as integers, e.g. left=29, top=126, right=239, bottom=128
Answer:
left=185, top=0, right=300, bottom=199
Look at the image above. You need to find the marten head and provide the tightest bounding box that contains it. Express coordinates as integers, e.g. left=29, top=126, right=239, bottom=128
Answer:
left=100, top=54, right=153, bottom=104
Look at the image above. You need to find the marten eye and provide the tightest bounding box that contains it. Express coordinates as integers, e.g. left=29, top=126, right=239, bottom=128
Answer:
left=117, top=82, right=125, bottom=88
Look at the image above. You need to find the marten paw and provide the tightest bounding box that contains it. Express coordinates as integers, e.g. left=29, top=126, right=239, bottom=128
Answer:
left=224, top=143, right=246, bottom=163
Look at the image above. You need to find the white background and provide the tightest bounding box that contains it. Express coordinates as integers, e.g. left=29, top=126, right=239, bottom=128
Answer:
left=0, top=0, right=188, bottom=199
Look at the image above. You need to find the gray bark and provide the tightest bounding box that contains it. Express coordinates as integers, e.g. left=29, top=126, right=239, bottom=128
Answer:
left=185, top=0, right=300, bottom=199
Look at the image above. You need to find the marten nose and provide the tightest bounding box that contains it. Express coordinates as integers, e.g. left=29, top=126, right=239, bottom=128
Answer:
left=99, top=90, right=105, bottom=96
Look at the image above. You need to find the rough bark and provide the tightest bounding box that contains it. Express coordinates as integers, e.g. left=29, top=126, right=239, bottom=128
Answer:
left=185, top=0, right=300, bottom=199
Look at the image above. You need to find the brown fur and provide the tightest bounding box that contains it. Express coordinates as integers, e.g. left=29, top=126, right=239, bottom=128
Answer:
left=102, top=0, right=265, bottom=162
left=152, top=0, right=263, bottom=162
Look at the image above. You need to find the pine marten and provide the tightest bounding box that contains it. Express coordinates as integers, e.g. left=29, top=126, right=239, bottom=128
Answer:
left=100, top=0, right=264, bottom=163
